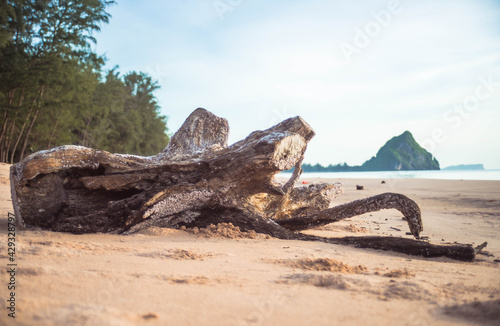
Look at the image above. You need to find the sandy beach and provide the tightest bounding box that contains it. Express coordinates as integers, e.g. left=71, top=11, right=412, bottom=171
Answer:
left=0, top=162, right=499, bottom=325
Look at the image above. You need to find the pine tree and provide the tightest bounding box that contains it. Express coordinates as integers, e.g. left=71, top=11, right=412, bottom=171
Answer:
left=0, top=0, right=169, bottom=163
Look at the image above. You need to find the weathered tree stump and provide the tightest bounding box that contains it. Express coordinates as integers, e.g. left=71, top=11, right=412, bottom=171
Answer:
left=10, top=108, right=483, bottom=260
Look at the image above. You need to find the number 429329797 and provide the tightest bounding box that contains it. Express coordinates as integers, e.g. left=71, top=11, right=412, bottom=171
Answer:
left=7, top=212, right=16, bottom=262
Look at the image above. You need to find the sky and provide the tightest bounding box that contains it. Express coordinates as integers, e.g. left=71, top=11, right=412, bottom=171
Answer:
left=94, top=0, right=500, bottom=169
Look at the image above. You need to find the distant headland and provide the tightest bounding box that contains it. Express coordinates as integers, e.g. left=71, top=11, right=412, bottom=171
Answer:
left=443, top=164, right=485, bottom=171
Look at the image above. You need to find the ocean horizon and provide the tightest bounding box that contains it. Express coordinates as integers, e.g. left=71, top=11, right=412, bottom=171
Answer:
left=280, top=169, right=500, bottom=181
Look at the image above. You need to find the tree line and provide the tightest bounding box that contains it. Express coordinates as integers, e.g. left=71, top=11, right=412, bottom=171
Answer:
left=300, top=162, right=359, bottom=172
left=0, top=0, right=169, bottom=164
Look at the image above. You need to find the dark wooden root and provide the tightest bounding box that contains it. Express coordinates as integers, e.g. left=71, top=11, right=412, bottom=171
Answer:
left=9, top=108, right=484, bottom=261
left=297, top=234, right=478, bottom=261
left=276, top=193, right=423, bottom=238
left=147, top=206, right=480, bottom=262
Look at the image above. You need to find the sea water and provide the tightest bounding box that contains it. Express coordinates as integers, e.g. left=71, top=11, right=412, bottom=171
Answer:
left=280, top=169, right=500, bottom=181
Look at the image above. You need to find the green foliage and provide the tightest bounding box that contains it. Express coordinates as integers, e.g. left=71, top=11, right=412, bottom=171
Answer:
left=0, top=0, right=16, bottom=47
left=300, top=162, right=358, bottom=172
left=100, top=71, right=169, bottom=155
left=361, top=131, right=439, bottom=171
left=0, top=0, right=169, bottom=163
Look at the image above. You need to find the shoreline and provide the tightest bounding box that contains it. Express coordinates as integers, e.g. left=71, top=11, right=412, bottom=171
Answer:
left=279, top=169, right=500, bottom=181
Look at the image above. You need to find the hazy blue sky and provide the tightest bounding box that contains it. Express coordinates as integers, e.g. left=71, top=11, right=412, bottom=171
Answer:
left=94, top=0, right=500, bottom=169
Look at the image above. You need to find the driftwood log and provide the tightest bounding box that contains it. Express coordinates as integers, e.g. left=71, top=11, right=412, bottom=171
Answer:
left=10, top=108, right=484, bottom=260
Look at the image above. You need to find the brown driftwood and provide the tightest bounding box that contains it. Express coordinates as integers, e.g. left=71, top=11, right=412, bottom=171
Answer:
left=10, top=108, right=484, bottom=261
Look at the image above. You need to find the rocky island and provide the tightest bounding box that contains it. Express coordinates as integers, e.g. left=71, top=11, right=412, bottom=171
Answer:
left=302, top=131, right=440, bottom=172
left=361, top=131, right=440, bottom=171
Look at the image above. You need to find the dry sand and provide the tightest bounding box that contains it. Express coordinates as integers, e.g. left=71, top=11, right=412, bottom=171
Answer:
left=0, top=162, right=499, bottom=325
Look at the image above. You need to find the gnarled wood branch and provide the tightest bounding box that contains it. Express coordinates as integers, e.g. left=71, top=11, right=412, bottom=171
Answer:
left=10, top=108, right=483, bottom=260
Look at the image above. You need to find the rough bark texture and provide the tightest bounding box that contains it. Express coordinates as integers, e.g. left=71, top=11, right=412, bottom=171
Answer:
left=10, top=108, right=482, bottom=260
